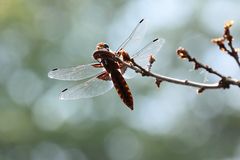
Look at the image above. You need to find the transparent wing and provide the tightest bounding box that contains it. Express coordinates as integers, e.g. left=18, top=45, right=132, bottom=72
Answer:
left=116, top=19, right=147, bottom=56
left=122, top=69, right=137, bottom=79
left=60, top=74, right=114, bottom=100
left=133, top=38, right=165, bottom=60
left=123, top=38, right=165, bottom=79
left=48, top=63, right=104, bottom=81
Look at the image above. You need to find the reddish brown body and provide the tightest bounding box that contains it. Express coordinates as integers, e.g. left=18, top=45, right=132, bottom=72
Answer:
left=93, top=50, right=134, bottom=110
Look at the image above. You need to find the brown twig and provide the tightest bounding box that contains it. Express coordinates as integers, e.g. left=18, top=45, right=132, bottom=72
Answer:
left=118, top=58, right=240, bottom=92
left=176, top=47, right=224, bottom=78
left=212, top=20, right=240, bottom=67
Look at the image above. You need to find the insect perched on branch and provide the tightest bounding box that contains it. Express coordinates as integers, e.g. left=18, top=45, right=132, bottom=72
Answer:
left=48, top=19, right=165, bottom=110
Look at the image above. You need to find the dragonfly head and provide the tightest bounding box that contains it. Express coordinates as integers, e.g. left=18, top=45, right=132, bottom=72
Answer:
left=96, top=42, right=110, bottom=51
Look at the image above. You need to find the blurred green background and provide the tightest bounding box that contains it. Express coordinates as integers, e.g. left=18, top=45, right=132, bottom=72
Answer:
left=1, top=0, right=240, bottom=159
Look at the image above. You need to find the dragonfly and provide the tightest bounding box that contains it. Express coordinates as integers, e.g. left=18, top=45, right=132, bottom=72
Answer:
left=48, top=19, right=165, bottom=110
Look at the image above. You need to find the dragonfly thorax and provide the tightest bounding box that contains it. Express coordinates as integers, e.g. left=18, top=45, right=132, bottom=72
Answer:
left=93, top=49, right=116, bottom=62
left=93, top=50, right=120, bottom=73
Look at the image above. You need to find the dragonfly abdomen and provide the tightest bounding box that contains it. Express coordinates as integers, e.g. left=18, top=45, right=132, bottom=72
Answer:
left=93, top=49, right=134, bottom=109
left=110, top=70, right=134, bottom=110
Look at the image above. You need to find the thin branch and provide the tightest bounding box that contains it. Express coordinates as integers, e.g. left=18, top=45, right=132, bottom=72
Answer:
left=116, top=56, right=240, bottom=94
left=212, top=20, right=240, bottom=67
left=176, top=47, right=224, bottom=78
left=130, top=59, right=222, bottom=89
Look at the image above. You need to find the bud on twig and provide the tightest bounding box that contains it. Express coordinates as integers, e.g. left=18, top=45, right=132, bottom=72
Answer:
left=149, top=55, right=156, bottom=64
left=197, top=87, right=205, bottom=94
left=177, top=47, right=190, bottom=60
left=147, top=54, right=156, bottom=71
left=155, top=79, right=162, bottom=88
left=211, top=38, right=226, bottom=52
left=224, top=20, right=234, bottom=41
left=212, top=20, right=240, bottom=67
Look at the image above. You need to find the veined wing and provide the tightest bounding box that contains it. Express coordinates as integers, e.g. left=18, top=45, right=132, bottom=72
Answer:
left=116, top=19, right=147, bottom=55
left=132, top=38, right=165, bottom=60
left=123, top=38, right=165, bottom=79
left=48, top=63, right=104, bottom=81
left=60, top=72, right=113, bottom=100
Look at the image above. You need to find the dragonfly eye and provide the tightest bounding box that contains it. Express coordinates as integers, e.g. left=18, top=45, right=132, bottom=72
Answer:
left=103, top=43, right=109, bottom=49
